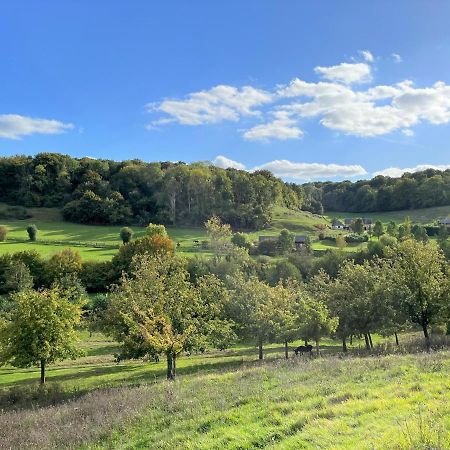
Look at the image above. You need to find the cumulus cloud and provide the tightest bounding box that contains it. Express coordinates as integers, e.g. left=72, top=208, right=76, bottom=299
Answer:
left=148, top=85, right=272, bottom=126
left=373, top=164, right=450, bottom=178
left=359, top=50, right=374, bottom=62
left=149, top=51, right=450, bottom=140
left=314, top=62, right=372, bottom=85
left=392, top=53, right=403, bottom=63
left=0, top=114, right=74, bottom=140
left=213, top=155, right=246, bottom=170
left=243, top=111, right=303, bottom=142
left=252, top=160, right=367, bottom=180
left=212, top=155, right=367, bottom=180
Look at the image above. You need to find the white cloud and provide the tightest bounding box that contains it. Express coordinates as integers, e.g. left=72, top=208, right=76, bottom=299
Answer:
left=213, top=155, right=246, bottom=170
left=392, top=53, right=403, bottom=63
left=0, top=114, right=74, bottom=140
left=253, top=160, right=367, bottom=180
left=359, top=50, right=374, bottom=62
left=243, top=111, right=303, bottom=142
left=314, top=62, right=372, bottom=85
left=148, top=85, right=273, bottom=126
left=149, top=51, right=450, bottom=140
left=373, top=164, right=450, bottom=178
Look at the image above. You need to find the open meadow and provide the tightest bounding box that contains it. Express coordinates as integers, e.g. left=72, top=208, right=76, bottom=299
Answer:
left=0, top=332, right=449, bottom=449
left=1, top=204, right=449, bottom=261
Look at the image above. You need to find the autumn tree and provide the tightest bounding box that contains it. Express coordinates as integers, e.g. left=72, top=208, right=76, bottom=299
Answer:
left=105, top=253, right=229, bottom=380
left=0, top=288, right=83, bottom=383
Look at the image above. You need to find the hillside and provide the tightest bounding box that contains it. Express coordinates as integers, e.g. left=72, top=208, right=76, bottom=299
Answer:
left=0, top=331, right=449, bottom=449
left=1, top=203, right=449, bottom=260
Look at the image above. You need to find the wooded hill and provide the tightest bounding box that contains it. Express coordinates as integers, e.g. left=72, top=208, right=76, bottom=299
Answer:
left=0, top=153, right=449, bottom=226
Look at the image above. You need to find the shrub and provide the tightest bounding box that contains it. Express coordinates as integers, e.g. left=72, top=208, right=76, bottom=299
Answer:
left=257, top=239, right=278, bottom=256
left=345, top=234, right=368, bottom=243
left=0, top=225, right=7, bottom=241
left=26, top=224, right=38, bottom=241
left=231, top=232, right=251, bottom=249
left=120, top=227, right=133, bottom=244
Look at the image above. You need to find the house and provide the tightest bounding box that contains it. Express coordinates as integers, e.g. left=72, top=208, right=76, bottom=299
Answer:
left=343, top=217, right=373, bottom=231
left=331, top=218, right=345, bottom=229
left=438, top=217, right=450, bottom=227
left=294, top=235, right=308, bottom=250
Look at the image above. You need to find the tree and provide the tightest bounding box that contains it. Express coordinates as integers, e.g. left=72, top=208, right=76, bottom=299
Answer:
left=278, top=229, right=294, bottom=254
left=0, top=226, right=7, bottom=242
left=335, top=235, right=347, bottom=250
left=105, top=254, right=227, bottom=380
left=231, top=232, right=251, bottom=250
left=120, top=227, right=133, bottom=244
left=412, top=224, right=428, bottom=242
left=437, top=225, right=449, bottom=243
left=26, top=224, right=38, bottom=241
left=373, top=220, right=385, bottom=240
left=205, top=216, right=233, bottom=261
left=45, top=249, right=83, bottom=286
left=297, top=295, right=338, bottom=355
left=397, top=217, right=412, bottom=240
left=0, top=288, right=83, bottom=383
left=352, top=218, right=364, bottom=235
left=386, top=240, right=450, bottom=349
left=3, top=261, right=33, bottom=293
left=146, top=223, right=168, bottom=237
left=226, top=275, right=292, bottom=360
left=386, top=221, right=397, bottom=236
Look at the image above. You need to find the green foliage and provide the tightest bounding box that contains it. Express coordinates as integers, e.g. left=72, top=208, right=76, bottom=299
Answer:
left=437, top=225, right=449, bottom=242
left=26, top=224, right=38, bottom=241
left=335, top=235, right=347, bottom=249
left=146, top=223, right=167, bottom=237
left=120, top=227, right=133, bottom=244
left=0, top=225, right=7, bottom=241
left=45, top=248, right=83, bottom=285
left=352, top=218, right=364, bottom=235
left=386, top=221, right=397, bottom=236
left=2, top=261, right=33, bottom=293
left=105, top=254, right=229, bottom=379
left=373, top=220, right=385, bottom=239
left=278, top=229, right=294, bottom=254
left=231, top=232, right=251, bottom=249
left=345, top=233, right=368, bottom=243
left=0, top=288, right=83, bottom=383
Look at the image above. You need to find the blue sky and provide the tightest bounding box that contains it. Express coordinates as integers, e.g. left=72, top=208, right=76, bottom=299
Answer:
left=1, top=1, right=450, bottom=181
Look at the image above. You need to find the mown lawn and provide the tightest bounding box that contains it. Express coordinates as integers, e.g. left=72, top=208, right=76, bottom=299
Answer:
left=0, top=331, right=448, bottom=449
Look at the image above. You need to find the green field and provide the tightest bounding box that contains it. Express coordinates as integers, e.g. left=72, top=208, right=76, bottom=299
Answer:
left=327, top=205, right=450, bottom=224
left=1, top=332, right=449, bottom=449
left=0, top=203, right=449, bottom=261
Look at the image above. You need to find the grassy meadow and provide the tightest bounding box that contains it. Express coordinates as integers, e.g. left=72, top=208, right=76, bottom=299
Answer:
left=0, top=331, right=449, bottom=449
left=0, top=203, right=449, bottom=261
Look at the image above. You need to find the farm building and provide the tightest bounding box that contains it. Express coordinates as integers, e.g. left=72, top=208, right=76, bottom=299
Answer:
left=331, top=218, right=345, bottom=229
left=438, top=217, right=450, bottom=227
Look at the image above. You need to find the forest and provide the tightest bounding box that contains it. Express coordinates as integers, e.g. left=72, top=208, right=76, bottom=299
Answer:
left=0, top=153, right=449, bottom=227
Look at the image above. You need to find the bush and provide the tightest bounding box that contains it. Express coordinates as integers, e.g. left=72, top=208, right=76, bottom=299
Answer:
left=257, top=239, right=278, bottom=256
left=0, top=226, right=7, bottom=241
left=0, top=206, right=32, bottom=220
left=26, top=224, right=38, bottom=241
left=345, top=234, right=368, bottom=243
left=231, top=232, right=251, bottom=249
left=120, top=227, right=133, bottom=244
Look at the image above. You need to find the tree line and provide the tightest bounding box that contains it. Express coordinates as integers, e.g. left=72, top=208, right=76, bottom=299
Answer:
left=307, top=168, right=450, bottom=213
left=0, top=218, right=449, bottom=382
left=0, top=153, right=304, bottom=229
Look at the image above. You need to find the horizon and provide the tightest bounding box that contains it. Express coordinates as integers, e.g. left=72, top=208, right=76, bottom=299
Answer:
left=1, top=1, right=450, bottom=182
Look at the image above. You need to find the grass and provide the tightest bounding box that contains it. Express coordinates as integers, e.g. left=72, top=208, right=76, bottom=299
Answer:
left=0, top=331, right=448, bottom=449
left=326, top=205, right=450, bottom=224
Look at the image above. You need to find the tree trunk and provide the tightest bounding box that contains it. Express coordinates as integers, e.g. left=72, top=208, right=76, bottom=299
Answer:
left=166, top=352, right=176, bottom=380
left=350, top=335, right=353, bottom=345
left=40, top=359, right=46, bottom=384
left=342, top=337, right=347, bottom=353
left=304, top=340, right=308, bottom=346
left=315, top=340, right=320, bottom=355
left=368, top=332, right=374, bottom=349
left=394, top=332, right=399, bottom=346
left=284, top=341, right=289, bottom=359
left=422, top=323, right=431, bottom=351
left=258, top=337, right=263, bottom=360
left=364, top=334, right=371, bottom=350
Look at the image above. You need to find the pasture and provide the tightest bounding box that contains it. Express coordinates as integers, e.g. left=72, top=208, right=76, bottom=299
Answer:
left=0, top=332, right=449, bottom=449
left=0, top=203, right=449, bottom=261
